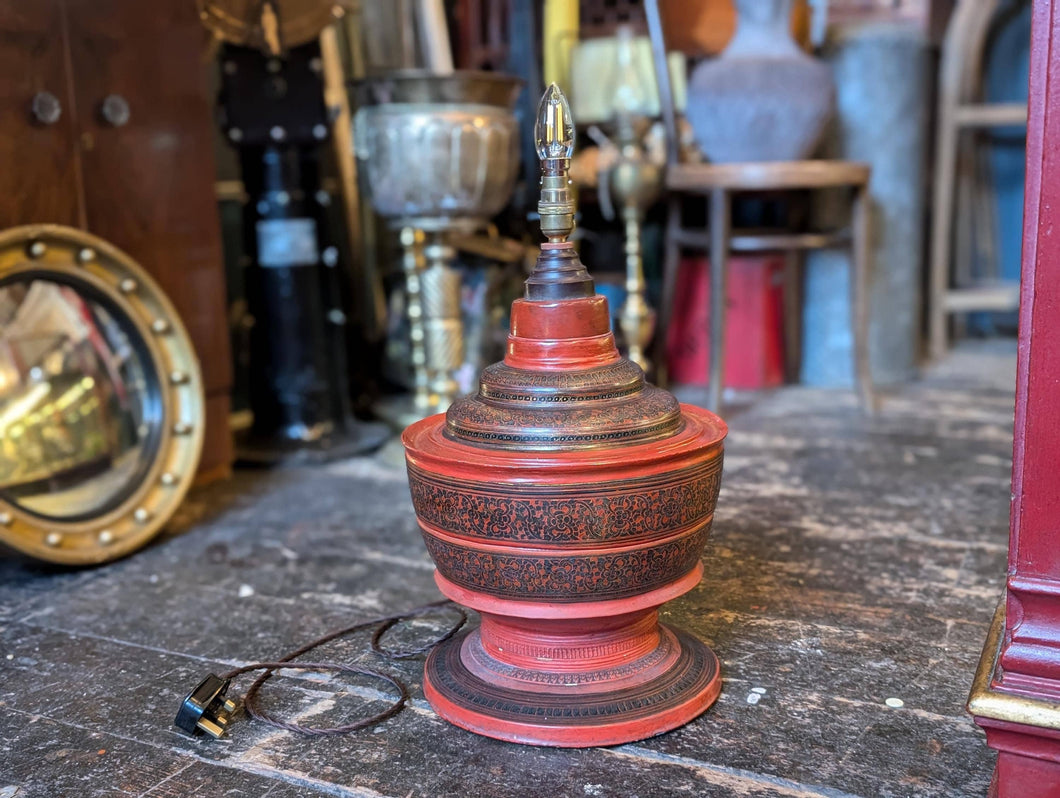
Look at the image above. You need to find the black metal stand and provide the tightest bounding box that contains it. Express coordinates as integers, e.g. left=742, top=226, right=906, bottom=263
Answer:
left=219, top=42, right=388, bottom=461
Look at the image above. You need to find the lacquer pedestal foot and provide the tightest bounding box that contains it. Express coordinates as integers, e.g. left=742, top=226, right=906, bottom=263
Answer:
left=425, top=622, right=720, bottom=748
left=423, top=570, right=721, bottom=747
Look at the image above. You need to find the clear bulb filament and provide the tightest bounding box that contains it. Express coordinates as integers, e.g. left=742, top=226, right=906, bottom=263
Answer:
left=535, top=83, right=575, bottom=160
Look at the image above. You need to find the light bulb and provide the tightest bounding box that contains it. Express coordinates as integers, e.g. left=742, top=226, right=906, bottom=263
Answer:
left=534, top=83, right=575, bottom=160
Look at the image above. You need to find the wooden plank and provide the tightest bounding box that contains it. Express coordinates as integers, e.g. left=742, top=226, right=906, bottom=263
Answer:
left=943, top=283, right=1021, bottom=312
left=953, top=103, right=1028, bottom=128
left=672, top=229, right=851, bottom=253
left=667, top=161, right=870, bottom=193
left=64, top=0, right=233, bottom=472
left=0, top=0, right=81, bottom=228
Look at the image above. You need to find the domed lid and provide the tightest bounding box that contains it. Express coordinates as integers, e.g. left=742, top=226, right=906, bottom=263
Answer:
left=444, top=85, right=683, bottom=451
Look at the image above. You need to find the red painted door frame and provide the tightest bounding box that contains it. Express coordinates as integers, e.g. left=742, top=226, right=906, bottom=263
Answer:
left=973, top=2, right=1060, bottom=794
left=1000, top=0, right=1060, bottom=691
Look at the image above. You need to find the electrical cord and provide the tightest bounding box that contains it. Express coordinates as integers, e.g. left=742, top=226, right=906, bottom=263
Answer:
left=175, top=599, right=468, bottom=738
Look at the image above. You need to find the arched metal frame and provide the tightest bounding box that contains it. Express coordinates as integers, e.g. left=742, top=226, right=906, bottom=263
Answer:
left=0, top=225, right=204, bottom=565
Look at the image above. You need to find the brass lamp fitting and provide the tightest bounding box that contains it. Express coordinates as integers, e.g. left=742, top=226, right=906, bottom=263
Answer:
left=535, top=83, right=576, bottom=244
left=526, top=84, right=594, bottom=302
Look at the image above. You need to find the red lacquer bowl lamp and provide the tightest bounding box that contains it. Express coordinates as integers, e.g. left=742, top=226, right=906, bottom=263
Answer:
left=403, top=85, right=727, bottom=747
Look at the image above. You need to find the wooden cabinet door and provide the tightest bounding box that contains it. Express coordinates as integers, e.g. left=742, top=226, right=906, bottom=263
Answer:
left=0, top=0, right=81, bottom=227
left=64, top=0, right=233, bottom=473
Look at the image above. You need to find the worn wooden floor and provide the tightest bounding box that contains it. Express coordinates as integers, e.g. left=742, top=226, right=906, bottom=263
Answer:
left=0, top=342, right=1016, bottom=797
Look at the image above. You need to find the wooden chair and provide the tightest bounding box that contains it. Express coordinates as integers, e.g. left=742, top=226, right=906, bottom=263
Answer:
left=645, top=0, right=876, bottom=414
left=928, top=0, right=1027, bottom=360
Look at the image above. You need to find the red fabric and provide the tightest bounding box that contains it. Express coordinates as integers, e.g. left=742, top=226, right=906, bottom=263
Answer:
left=666, top=255, right=785, bottom=389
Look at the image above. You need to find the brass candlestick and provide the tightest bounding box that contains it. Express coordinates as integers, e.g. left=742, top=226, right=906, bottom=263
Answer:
left=421, top=236, right=463, bottom=409
left=620, top=202, right=654, bottom=372
left=600, top=114, right=663, bottom=373
left=399, top=227, right=431, bottom=412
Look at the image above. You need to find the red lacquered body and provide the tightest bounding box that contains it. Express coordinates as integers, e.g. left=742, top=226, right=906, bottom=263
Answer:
left=403, top=282, right=726, bottom=747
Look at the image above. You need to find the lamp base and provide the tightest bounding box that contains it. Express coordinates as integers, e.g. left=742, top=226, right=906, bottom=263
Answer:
left=423, top=614, right=721, bottom=748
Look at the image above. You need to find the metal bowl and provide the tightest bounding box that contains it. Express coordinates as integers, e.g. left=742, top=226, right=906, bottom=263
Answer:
left=350, top=70, right=523, bottom=109
left=352, top=71, right=523, bottom=230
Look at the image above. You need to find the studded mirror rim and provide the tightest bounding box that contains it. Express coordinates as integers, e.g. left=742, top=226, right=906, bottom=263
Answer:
left=0, top=224, right=205, bottom=565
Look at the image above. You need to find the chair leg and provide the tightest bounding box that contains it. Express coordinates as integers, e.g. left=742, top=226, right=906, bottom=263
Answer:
left=655, top=195, right=682, bottom=387
left=929, top=111, right=958, bottom=362
left=782, top=249, right=803, bottom=384
left=852, top=183, right=877, bottom=413
left=708, top=187, right=730, bottom=414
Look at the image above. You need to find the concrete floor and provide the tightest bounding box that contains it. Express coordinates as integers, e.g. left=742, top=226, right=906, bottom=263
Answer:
left=0, top=341, right=1016, bottom=797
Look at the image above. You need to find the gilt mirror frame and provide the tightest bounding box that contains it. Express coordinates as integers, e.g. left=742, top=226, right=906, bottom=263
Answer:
left=0, top=224, right=204, bottom=565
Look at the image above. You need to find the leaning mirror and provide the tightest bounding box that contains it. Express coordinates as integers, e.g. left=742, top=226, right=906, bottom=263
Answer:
left=0, top=225, right=204, bottom=565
